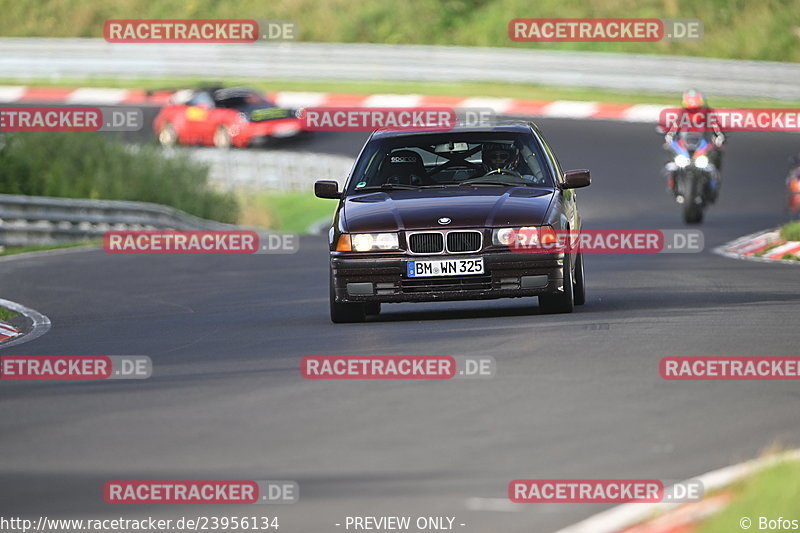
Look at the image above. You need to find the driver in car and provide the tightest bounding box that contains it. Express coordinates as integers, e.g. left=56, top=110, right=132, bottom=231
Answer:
left=481, top=142, right=521, bottom=173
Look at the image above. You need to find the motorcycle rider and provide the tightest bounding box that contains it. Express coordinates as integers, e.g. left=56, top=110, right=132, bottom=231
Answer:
left=662, top=89, right=725, bottom=201
left=788, top=153, right=800, bottom=216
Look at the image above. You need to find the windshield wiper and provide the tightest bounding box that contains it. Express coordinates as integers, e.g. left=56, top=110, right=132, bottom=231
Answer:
left=354, top=184, right=420, bottom=192
left=458, top=179, right=520, bottom=187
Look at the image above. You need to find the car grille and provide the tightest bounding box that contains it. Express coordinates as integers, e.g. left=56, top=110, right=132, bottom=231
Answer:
left=408, top=232, right=444, bottom=253
left=447, top=231, right=482, bottom=253
left=400, top=274, right=493, bottom=293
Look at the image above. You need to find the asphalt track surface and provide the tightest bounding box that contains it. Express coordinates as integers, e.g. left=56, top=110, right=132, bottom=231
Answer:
left=1, top=115, right=799, bottom=532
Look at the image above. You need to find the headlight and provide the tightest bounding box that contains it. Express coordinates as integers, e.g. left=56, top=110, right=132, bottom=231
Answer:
left=694, top=155, right=709, bottom=169
left=674, top=155, right=691, bottom=168
left=492, top=227, right=517, bottom=246
left=492, top=226, right=541, bottom=247
left=349, top=233, right=400, bottom=252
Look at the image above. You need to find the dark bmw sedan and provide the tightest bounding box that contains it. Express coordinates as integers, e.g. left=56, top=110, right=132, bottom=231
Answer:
left=314, top=122, right=591, bottom=322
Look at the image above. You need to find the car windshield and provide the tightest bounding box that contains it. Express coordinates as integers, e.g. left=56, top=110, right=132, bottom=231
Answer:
left=347, top=131, right=553, bottom=193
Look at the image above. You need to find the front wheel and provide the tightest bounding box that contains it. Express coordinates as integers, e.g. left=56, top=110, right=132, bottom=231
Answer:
left=538, top=254, right=574, bottom=314
left=158, top=122, right=178, bottom=147
left=682, top=203, right=704, bottom=224
left=213, top=125, right=232, bottom=149
left=329, top=272, right=366, bottom=323
left=573, top=252, right=586, bottom=306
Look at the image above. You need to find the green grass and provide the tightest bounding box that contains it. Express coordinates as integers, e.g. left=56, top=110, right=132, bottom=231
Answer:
left=779, top=221, right=800, bottom=242
left=695, top=459, right=800, bottom=533
left=0, top=306, right=19, bottom=321
left=238, top=191, right=335, bottom=233
left=0, top=241, right=98, bottom=257
left=1, top=0, right=799, bottom=62
left=0, top=132, right=239, bottom=223
left=754, top=242, right=780, bottom=257
left=3, top=76, right=800, bottom=109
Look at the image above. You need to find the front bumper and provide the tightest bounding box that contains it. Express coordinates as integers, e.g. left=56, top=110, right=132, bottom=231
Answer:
left=240, top=119, right=305, bottom=145
left=331, top=252, right=565, bottom=303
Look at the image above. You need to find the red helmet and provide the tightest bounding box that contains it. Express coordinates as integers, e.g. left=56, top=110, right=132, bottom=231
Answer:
left=681, top=89, right=706, bottom=110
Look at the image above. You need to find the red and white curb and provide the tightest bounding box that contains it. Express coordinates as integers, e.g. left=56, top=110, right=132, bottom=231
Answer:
left=0, top=86, right=174, bottom=105
left=0, top=322, right=21, bottom=341
left=714, top=228, right=800, bottom=264
left=0, top=297, right=51, bottom=349
left=0, top=86, right=669, bottom=123
left=553, top=449, right=800, bottom=533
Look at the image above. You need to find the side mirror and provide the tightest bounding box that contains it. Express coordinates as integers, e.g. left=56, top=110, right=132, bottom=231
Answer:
left=314, top=180, right=341, bottom=199
left=561, top=170, right=591, bottom=189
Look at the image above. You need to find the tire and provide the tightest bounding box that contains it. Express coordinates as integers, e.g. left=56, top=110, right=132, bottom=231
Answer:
left=538, top=253, right=574, bottom=314
left=365, top=302, right=381, bottom=316
left=682, top=203, right=704, bottom=224
left=329, top=272, right=366, bottom=323
left=573, top=252, right=586, bottom=306
left=680, top=174, right=704, bottom=224
left=158, top=123, right=178, bottom=147
left=213, top=125, right=232, bottom=149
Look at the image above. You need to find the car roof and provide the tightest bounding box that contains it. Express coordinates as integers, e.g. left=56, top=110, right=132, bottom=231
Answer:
left=370, top=121, right=536, bottom=140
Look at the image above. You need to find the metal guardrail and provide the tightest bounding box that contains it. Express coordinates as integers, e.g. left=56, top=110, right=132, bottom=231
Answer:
left=0, top=149, right=353, bottom=247
left=184, top=147, right=354, bottom=192
left=0, top=38, right=798, bottom=99
left=0, top=193, right=236, bottom=246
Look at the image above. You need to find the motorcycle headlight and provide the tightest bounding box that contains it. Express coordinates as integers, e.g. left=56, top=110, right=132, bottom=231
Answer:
left=350, top=233, right=399, bottom=252
left=694, top=155, right=709, bottom=169
left=674, top=155, right=691, bottom=168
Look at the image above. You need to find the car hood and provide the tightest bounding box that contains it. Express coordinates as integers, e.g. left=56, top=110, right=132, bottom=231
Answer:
left=342, top=187, right=555, bottom=232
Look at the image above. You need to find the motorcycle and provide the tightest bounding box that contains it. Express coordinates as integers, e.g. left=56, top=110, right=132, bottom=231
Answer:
left=663, top=131, right=722, bottom=224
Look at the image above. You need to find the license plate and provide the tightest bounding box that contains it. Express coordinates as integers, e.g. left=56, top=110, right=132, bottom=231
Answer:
left=407, top=258, right=484, bottom=277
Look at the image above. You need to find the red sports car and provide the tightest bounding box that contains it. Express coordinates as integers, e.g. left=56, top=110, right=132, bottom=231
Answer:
left=153, top=87, right=306, bottom=148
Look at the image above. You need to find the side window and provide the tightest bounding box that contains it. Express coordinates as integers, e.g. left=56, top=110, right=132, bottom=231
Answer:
left=187, top=92, right=214, bottom=107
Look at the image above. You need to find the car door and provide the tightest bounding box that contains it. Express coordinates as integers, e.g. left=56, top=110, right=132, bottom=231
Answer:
left=182, top=92, right=217, bottom=144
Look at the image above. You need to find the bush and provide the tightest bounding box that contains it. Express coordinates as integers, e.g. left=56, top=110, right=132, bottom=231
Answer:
left=0, top=132, right=238, bottom=224
left=2, top=0, right=800, bottom=61
left=779, top=221, right=800, bottom=242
